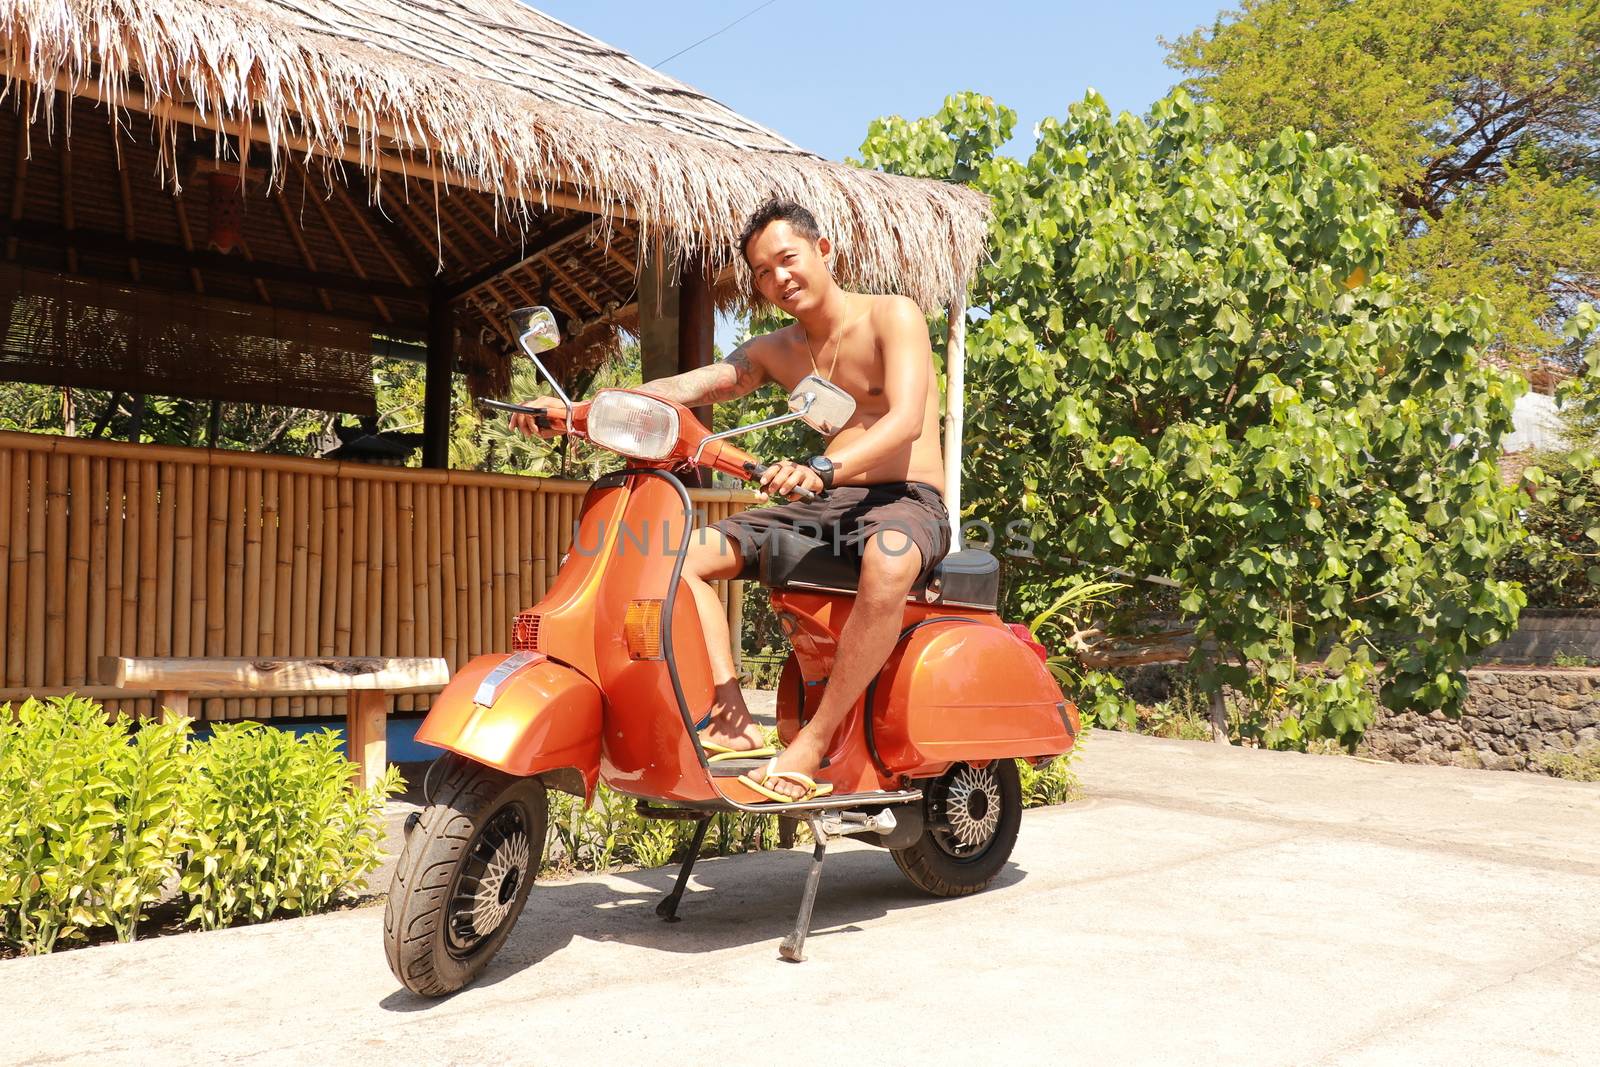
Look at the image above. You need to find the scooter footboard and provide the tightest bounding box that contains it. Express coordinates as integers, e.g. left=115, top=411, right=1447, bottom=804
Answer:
left=415, top=652, right=602, bottom=796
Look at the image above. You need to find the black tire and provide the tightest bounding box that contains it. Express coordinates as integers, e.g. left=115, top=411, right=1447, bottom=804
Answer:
left=892, top=760, right=1021, bottom=897
left=383, top=754, right=548, bottom=997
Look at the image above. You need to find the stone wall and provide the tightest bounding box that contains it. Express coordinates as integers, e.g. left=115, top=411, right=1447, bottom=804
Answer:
left=1476, top=610, right=1600, bottom=665
left=1361, top=669, right=1600, bottom=772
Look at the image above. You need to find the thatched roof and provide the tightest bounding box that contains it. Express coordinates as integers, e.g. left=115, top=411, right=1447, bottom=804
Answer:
left=0, top=0, right=989, bottom=312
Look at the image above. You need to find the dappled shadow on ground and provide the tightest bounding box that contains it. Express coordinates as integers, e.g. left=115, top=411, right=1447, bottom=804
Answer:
left=379, top=848, right=1026, bottom=1012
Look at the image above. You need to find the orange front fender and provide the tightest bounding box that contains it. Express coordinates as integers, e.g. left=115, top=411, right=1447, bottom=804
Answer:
left=415, top=653, right=602, bottom=798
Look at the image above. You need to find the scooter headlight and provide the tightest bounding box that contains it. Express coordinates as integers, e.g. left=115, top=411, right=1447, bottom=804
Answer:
left=586, top=390, right=680, bottom=461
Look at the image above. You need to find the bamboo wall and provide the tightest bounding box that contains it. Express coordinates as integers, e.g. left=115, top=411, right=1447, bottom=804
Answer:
left=0, top=431, right=756, bottom=720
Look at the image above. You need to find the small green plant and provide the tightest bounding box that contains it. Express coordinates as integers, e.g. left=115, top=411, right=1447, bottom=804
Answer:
left=1536, top=744, right=1600, bottom=782
left=1018, top=751, right=1082, bottom=807
left=0, top=697, right=130, bottom=953
left=1141, top=700, right=1214, bottom=741
left=178, top=723, right=401, bottom=930
left=1551, top=650, right=1598, bottom=668
left=1027, top=575, right=1137, bottom=728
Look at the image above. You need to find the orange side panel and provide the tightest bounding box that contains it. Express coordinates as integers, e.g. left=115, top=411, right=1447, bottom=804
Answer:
left=415, top=653, right=602, bottom=793
left=870, top=621, right=1076, bottom=777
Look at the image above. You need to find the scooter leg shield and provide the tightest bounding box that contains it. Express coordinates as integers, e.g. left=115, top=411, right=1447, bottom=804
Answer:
left=415, top=653, right=602, bottom=796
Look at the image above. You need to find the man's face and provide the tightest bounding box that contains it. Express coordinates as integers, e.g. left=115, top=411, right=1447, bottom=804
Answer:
left=745, top=220, right=833, bottom=315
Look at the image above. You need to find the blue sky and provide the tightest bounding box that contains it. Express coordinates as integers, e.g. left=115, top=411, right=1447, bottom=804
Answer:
left=535, top=1, right=1226, bottom=161
left=532, top=1, right=1228, bottom=348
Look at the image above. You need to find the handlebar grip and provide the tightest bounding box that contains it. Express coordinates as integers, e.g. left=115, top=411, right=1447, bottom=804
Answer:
left=745, top=461, right=817, bottom=503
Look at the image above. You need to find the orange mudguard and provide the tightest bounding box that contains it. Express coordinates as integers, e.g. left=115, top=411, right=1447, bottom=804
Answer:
left=415, top=652, right=603, bottom=797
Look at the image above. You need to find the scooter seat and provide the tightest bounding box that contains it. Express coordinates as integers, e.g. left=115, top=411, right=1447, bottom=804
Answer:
left=758, top=527, right=1001, bottom=610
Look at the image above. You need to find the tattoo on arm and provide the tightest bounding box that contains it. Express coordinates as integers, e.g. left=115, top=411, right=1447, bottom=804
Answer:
left=641, top=346, right=768, bottom=405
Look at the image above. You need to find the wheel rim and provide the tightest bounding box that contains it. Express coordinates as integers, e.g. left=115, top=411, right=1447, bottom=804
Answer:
left=928, top=763, right=1004, bottom=862
left=446, top=803, right=532, bottom=958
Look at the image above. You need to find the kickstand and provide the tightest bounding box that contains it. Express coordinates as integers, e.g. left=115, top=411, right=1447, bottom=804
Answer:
left=778, top=816, right=829, bottom=962
left=656, top=817, right=713, bottom=923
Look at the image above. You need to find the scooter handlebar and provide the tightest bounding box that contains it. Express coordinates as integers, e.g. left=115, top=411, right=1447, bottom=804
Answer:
left=744, top=461, right=818, bottom=503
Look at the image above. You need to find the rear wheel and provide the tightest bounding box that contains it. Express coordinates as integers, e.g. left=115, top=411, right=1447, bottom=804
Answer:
left=384, top=754, right=548, bottom=996
left=891, top=760, right=1021, bottom=897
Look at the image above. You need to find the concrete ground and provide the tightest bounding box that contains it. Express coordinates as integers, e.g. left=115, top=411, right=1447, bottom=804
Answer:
left=4, top=729, right=1598, bottom=1066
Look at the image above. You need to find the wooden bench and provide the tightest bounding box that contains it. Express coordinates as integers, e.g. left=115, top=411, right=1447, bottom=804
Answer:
left=97, top=656, right=451, bottom=789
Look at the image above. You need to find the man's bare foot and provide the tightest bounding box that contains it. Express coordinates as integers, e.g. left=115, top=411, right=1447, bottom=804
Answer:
left=697, top=682, right=767, bottom=753
left=748, top=728, right=829, bottom=800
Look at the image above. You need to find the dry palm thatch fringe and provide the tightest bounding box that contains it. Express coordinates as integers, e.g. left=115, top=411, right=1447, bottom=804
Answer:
left=0, top=0, right=990, bottom=310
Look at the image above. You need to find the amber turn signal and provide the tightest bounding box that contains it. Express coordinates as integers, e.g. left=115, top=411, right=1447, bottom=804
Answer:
left=624, top=599, right=665, bottom=660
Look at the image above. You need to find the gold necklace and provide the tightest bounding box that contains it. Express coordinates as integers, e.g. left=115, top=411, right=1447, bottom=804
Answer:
left=804, top=297, right=854, bottom=382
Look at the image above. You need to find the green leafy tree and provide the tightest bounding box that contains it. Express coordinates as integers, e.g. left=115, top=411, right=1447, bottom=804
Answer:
left=1165, top=0, right=1600, bottom=364
left=1510, top=305, right=1600, bottom=605
left=855, top=90, right=1527, bottom=748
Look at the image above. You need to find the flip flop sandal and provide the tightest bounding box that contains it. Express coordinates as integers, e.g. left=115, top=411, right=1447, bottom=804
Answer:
left=736, top=758, right=835, bottom=803
left=700, top=740, right=777, bottom=763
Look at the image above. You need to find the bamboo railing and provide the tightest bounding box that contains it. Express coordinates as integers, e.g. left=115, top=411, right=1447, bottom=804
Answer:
left=0, top=430, right=758, bottom=720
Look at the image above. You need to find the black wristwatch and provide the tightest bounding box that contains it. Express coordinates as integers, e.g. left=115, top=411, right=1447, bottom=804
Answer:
left=806, top=455, right=836, bottom=490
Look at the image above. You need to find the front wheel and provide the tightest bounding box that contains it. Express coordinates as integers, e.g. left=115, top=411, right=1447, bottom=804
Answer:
left=892, top=760, right=1021, bottom=897
left=384, top=754, right=548, bottom=997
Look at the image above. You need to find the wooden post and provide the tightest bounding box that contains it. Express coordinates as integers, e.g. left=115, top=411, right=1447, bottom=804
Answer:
left=942, top=298, right=966, bottom=546
left=422, top=288, right=453, bottom=470
left=156, top=690, right=190, bottom=723
left=678, top=257, right=715, bottom=430
left=638, top=239, right=681, bottom=383
left=346, top=689, right=389, bottom=790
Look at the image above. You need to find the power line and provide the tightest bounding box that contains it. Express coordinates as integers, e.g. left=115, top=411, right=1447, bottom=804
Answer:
left=653, top=0, right=780, bottom=68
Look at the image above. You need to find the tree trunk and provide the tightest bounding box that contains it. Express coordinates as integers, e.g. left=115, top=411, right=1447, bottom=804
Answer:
left=1209, top=686, right=1231, bottom=745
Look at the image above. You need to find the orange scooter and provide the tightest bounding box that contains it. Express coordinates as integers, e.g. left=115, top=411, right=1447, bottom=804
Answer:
left=384, top=307, right=1078, bottom=996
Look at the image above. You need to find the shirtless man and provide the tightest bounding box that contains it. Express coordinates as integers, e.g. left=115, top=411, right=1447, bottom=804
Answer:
left=513, top=199, right=950, bottom=800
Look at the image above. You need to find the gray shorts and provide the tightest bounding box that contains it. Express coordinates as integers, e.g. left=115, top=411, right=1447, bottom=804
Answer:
left=711, top=481, right=952, bottom=585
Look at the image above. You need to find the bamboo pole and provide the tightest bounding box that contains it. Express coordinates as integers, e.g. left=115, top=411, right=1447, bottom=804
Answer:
left=396, top=482, right=417, bottom=712
left=204, top=466, right=227, bottom=717
left=453, top=487, right=469, bottom=663
left=380, top=480, right=399, bottom=656
left=172, top=464, right=192, bottom=658
left=0, top=454, right=10, bottom=686
left=307, top=476, right=329, bottom=713
left=295, top=475, right=314, bottom=715
left=531, top=483, right=550, bottom=601
left=65, top=455, right=90, bottom=684
left=423, top=483, right=441, bottom=673
left=505, top=486, right=522, bottom=618
left=336, top=478, right=356, bottom=661
left=518, top=489, right=534, bottom=609
left=368, top=476, right=387, bottom=659
left=222, top=467, right=245, bottom=718
left=27, top=452, right=48, bottom=686
left=155, top=464, right=176, bottom=658
left=137, top=462, right=158, bottom=651
left=487, top=486, right=504, bottom=650
left=190, top=465, right=211, bottom=660
left=440, top=483, right=459, bottom=668
left=4, top=452, right=25, bottom=687
left=272, top=470, right=294, bottom=715
left=242, top=468, right=263, bottom=659
left=104, top=459, right=125, bottom=664
left=44, top=454, right=67, bottom=687
left=350, top=479, right=368, bottom=657
left=465, top=485, right=482, bottom=657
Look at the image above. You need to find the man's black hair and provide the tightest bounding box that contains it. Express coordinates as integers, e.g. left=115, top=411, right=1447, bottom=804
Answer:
left=739, top=198, right=821, bottom=263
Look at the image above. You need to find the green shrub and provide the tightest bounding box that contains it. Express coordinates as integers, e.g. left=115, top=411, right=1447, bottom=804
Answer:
left=1018, top=752, right=1082, bottom=807
left=1, top=697, right=401, bottom=954
left=1537, top=744, right=1600, bottom=782
left=0, top=697, right=130, bottom=953
left=179, top=723, right=401, bottom=930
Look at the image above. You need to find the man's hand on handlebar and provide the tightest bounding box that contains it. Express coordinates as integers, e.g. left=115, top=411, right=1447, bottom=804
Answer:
left=508, top=397, right=565, bottom=438
left=760, top=460, right=825, bottom=501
